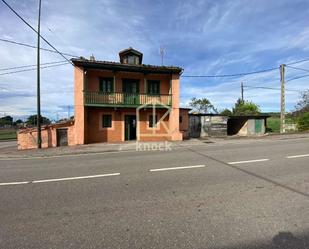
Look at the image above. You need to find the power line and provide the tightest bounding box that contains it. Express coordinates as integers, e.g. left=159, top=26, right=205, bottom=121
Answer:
left=182, top=58, right=309, bottom=78
left=181, top=56, right=309, bottom=79
left=244, top=85, right=300, bottom=92
left=286, top=57, right=309, bottom=66
left=182, top=67, right=278, bottom=78
left=285, top=65, right=309, bottom=73
left=286, top=74, right=309, bottom=83
left=1, top=0, right=74, bottom=66
left=0, top=60, right=66, bottom=71
left=0, top=62, right=70, bottom=76
left=0, top=38, right=78, bottom=57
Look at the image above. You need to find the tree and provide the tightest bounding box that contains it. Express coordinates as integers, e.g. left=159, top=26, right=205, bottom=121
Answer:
left=189, top=97, right=217, bottom=114
left=294, top=89, right=309, bottom=116
left=13, top=119, right=23, bottom=126
left=26, top=115, right=51, bottom=126
left=0, top=116, right=13, bottom=126
left=220, top=109, right=232, bottom=116
left=15, top=119, right=23, bottom=124
left=297, top=112, right=309, bottom=131
left=232, top=98, right=260, bottom=115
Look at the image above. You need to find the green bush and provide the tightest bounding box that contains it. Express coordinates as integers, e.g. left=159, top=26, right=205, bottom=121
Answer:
left=297, top=112, right=309, bottom=131
left=232, top=98, right=260, bottom=115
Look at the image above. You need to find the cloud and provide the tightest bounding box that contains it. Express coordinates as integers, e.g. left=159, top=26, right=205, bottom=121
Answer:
left=0, top=0, right=309, bottom=118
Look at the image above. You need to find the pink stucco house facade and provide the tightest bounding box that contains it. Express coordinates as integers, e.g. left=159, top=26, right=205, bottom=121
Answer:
left=18, top=48, right=187, bottom=149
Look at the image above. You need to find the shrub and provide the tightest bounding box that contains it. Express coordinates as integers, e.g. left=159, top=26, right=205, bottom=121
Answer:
left=232, top=98, right=260, bottom=115
left=297, top=112, right=309, bottom=131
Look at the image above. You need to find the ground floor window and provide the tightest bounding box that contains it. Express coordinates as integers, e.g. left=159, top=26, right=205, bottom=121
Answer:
left=149, top=115, right=158, bottom=128
left=102, top=114, right=112, bottom=128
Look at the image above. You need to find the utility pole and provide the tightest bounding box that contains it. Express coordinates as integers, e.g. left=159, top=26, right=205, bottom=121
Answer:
left=36, top=0, right=42, bottom=148
left=280, top=64, right=286, bottom=134
left=241, top=82, right=244, bottom=101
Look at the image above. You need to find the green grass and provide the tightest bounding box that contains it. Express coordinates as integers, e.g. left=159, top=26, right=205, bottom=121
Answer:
left=267, top=117, right=281, bottom=133
left=267, top=117, right=297, bottom=133
left=0, top=129, right=17, bottom=140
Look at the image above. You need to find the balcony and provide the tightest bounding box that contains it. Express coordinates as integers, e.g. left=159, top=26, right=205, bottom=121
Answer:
left=84, top=91, right=172, bottom=107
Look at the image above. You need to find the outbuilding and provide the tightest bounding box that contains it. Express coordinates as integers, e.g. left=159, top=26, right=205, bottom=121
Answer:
left=17, top=121, right=75, bottom=150
left=189, top=114, right=228, bottom=138
left=188, top=114, right=270, bottom=138
left=227, top=115, right=269, bottom=136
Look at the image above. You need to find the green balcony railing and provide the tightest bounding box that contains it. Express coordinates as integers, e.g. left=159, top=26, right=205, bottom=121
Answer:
left=84, top=91, right=172, bottom=107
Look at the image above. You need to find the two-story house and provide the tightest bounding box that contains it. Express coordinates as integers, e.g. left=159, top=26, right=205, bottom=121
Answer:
left=72, top=48, right=183, bottom=144
left=17, top=48, right=186, bottom=149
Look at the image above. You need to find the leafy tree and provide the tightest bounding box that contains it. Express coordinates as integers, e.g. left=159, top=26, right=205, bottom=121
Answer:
left=297, top=112, right=309, bottom=131
left=220, top=109, right=232, bottom=116
left=294, top=89, right=309, bottom=116
left=232, top=98, right=260, bottom=115
left=26, top=115, right=51, bottom=126
left=0, top=116, right=13, bottom=126
left=15, top=119, right=23, bottom=124
left=189, top=97, right=217, bottom=114
left=13, top=119, right=23, bottom=126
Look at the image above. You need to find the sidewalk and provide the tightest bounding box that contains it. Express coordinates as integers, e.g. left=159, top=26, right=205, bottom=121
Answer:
left=0, top=132, right=308, bottom=159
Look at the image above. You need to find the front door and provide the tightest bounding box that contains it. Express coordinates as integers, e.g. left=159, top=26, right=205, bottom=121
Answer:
left=123, top=79, right=139, bottom=105
left=125, top=115, right=136, bottom=141
left=255, top=119, right=262, bottom=133
left=189, top=116, right=201, bottom=138
left=56, top=128, right=68, bottom=146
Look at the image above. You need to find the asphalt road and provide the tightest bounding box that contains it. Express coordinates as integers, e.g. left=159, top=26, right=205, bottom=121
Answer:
left=0, top=137, right=309, bottom=249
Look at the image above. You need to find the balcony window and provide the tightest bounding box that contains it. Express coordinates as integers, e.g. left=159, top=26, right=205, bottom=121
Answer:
left=102, top=114, right=112, bottom=128
left=149, top=115, right=158, bottom=128
left=99, top=78, right=114, bottom=93
left=147, top=80, right=160, bottom=95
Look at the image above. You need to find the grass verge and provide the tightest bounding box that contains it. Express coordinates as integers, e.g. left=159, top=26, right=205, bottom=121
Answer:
left=0, top=129, right=17, bottom=140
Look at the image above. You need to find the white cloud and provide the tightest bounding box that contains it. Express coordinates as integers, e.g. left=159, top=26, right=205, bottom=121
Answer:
left=1, top=0, right=309, bottom=118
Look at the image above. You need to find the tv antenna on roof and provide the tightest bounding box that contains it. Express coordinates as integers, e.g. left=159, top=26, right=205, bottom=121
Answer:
left=159, top=46, right=165, bottom=65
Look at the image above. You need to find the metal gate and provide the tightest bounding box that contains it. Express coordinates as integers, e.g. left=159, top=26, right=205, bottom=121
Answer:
left=56, top=128, right=68, bottom=146
left=189, top=116, right=201, bottom=138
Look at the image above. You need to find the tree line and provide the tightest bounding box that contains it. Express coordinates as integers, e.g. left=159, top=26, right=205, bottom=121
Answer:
left=0, top=115, right=51, bottom=127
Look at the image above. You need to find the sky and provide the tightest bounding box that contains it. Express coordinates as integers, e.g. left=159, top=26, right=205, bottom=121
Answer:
left=1, top=0, right=309, bottom=120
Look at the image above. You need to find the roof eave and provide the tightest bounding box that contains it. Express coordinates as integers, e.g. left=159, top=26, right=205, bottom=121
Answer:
left=71, top=59, right=183, bottom=74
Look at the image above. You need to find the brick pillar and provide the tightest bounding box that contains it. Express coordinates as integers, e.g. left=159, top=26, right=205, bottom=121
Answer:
left=169, top=74, right=182, bottom=141
left=74, top=67, right=86, bottom=144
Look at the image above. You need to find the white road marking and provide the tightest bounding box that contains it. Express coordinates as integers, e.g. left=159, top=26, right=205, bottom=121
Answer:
left=0, top=173, right=120, bottom=186
left=228, top=159, right=269, bottom=165
left=0, top=150, right=134, bottom=161
left=150, top=164, right=205, bottom=172
left=0, top=181, right=30, bottom=186
left=286, top=154, right=309, bottom=159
